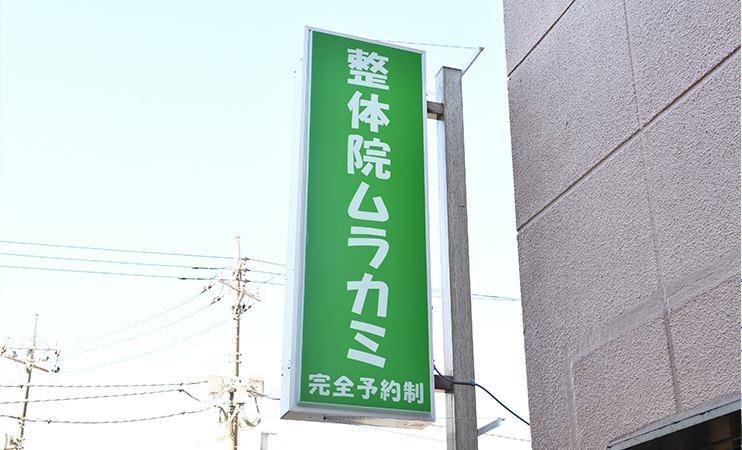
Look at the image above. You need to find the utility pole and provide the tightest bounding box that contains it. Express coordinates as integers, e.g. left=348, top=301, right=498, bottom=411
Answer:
left=1, top=315, right=60, bottom=450
left=15, top=316, right=36, bottom=450
left=215, top=236, right=263, bottom=449
left=435, top=66, right=478, bottom=450
left=228, top=236, right=245, bottom=450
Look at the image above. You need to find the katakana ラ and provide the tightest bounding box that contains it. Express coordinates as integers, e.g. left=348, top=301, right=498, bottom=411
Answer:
left=348, top=226, right=388, bottom=269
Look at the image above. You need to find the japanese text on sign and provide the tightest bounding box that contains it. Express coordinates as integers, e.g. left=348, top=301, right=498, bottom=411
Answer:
left=344, top=48, right=393, bottom=370
left=308, top=373, right=425, bottom=404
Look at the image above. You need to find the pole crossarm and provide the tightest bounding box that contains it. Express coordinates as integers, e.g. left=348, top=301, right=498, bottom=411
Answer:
left=427, top=101, right=444, bottom=120
left=1, top=356, right=50, bottom=373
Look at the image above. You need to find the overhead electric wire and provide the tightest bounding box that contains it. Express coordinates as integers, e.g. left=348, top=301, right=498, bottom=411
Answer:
left=0, top=252, right=228, bottom=270
left=0, top=264, right=215, bottom=280
left=0, top=381, right=206, bottom=388
left=470, top=292, right=521, bottom=301
left=65, top=285, right=215, bottom=349
left=246, top=278, right=284, bottom=287
left=428, top=423, right=532, bottom=442
left=380, top=39, right=479, bottom=50
left=0, top=240, right=286, bottom=266
left=179, top=389, right=212, bottom=404
left=483, top=433, right=531, bottom=442
left=64, top=301, right=217, bottom=360
left=256, top=392, right=279, bottom=401
left=324, top=417, right=445, bottom=442
left=0, top=387, right=201, bottom=404
left=433, top=365, right=530, bottom=427
left=0, top=407, right=213, bottom=424
left=0, top=264, right=285, bottom=284
left=245, top=257, right=285, bottom=267
left=63, top=318, right=231, bottom=373
left=0, top=240, right=232, bottom=260
left=243, top=268, right=285, bottom=276
left=432, top=288, right=521, bottom=302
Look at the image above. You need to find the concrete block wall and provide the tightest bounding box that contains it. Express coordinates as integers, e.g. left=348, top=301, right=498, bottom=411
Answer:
left=502, top=0, right=741, bottom=448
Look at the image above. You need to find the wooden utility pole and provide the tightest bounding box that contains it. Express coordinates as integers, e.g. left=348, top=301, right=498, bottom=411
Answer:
left=434, top=66, right=478, bottom=450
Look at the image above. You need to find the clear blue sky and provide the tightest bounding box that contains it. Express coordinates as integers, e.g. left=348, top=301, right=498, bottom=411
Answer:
left=0, top=0, right=529, bottom=448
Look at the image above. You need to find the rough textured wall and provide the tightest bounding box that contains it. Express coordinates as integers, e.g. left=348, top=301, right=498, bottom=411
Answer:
left=502, top=0, right=741, bottom=448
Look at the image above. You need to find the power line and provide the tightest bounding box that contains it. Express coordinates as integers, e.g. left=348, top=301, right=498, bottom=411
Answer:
left=246, top=279, right=284, bottom=286
left=0, top=252, right=229, bottom=270
left=227, top=413, right=529, bottom=443
left=64, top=301, right=217, bottom=360
left=483, top=433, right=531, bottom=442
left=245, top=257, right=285, bottom=267
left=0, top=240, right=232, bottom=260
left=0, top=265, right=216, bottom=280
left=65, top=286, right=214, bottom=348
left=243, top=268, right=285, bottom=276
left=470, top=293, right=521, bottom=301
left=0, top=407, right=213, bottom=424
left=380, top=40, right=479, bottom=50
left=63, top=318, right=231, bottom=373
left=0, top=388, right=201, bottom=404
left=428, top=423, right=531, bottom=442
left=1, top=265, right=284, bottom=284
left=336, top=419, right=445, bottom=443
left=0, top=381, right=206, bottom=389
left=431, top=288, right=521, bottom=302
left=179, top=389, right=212, bottom=404
left=0, top=240, right=286, bottom=267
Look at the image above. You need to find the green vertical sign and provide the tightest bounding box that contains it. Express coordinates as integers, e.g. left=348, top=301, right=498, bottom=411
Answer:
left=282, top=27, right=433, bottom=428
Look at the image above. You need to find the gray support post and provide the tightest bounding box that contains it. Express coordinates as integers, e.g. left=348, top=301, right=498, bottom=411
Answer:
left=436, top=66, right=478, bottom=450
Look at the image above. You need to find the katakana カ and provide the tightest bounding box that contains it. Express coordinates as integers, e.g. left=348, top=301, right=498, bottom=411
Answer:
left=347, top=273, right=388, bottom=317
